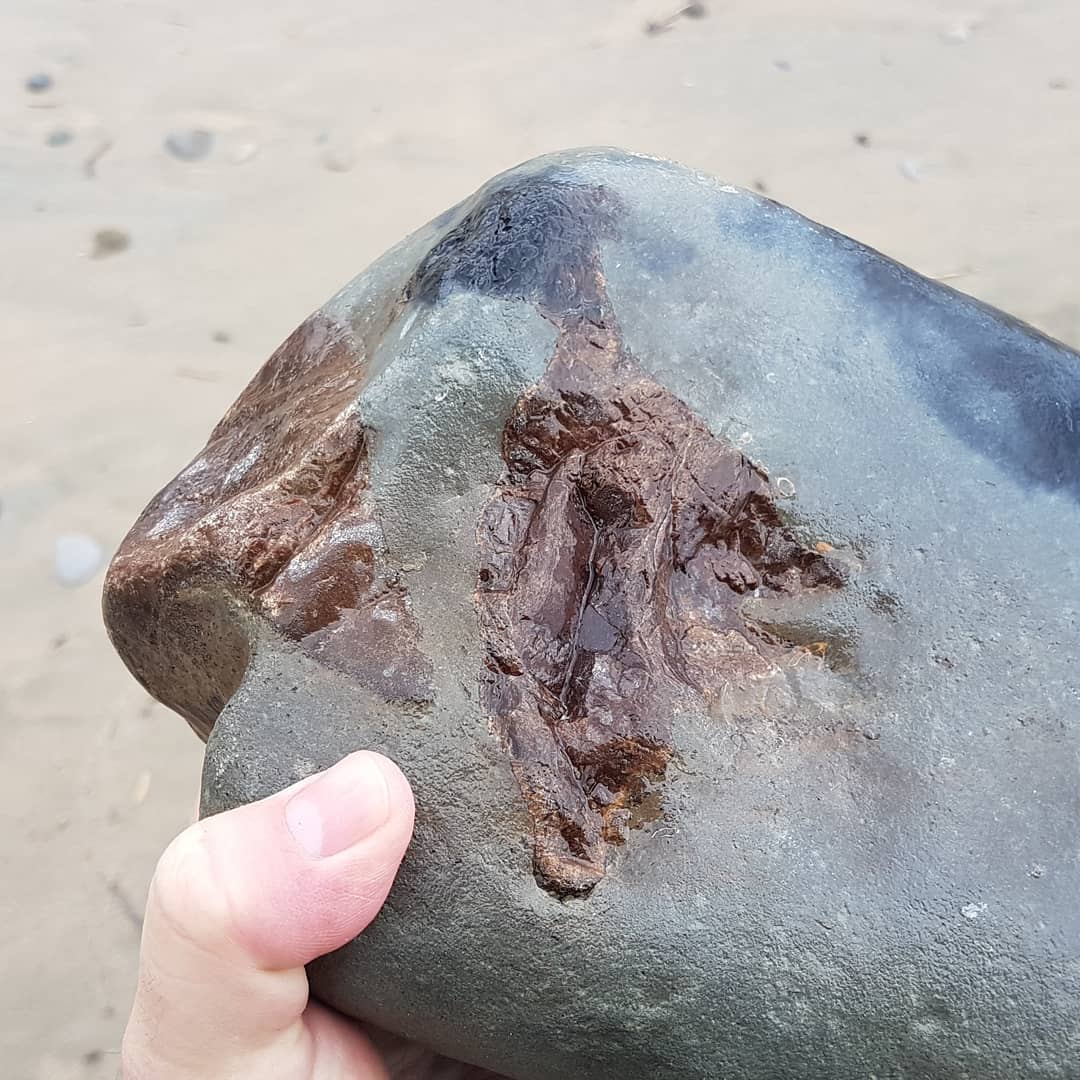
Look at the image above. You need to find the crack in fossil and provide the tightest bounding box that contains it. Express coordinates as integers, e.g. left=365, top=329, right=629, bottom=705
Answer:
left=558, top=489, right=602, bottom=716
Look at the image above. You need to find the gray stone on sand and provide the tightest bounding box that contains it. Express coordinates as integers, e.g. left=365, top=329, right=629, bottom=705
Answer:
left=104, top=148, right=1080, bottom=1079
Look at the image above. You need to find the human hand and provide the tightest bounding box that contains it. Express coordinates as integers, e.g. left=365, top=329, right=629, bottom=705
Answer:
left=121, top=750, right=496, bottom=1079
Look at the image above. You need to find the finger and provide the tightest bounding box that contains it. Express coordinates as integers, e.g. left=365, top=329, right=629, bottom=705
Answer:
left=122, top=751, right=414, bottom=1078
left=366, top=1024, right=512, bottom=1080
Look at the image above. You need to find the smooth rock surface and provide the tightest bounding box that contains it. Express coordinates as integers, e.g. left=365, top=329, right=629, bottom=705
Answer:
left=104, top=148, right=1080, bottom=1079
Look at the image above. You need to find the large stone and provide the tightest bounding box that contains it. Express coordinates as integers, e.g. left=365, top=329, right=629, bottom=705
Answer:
left=103, top=149, right=1080, bottom=1079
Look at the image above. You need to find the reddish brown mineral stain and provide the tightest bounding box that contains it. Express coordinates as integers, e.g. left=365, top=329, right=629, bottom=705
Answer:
left=477, top=323, right=843, bottom=895
left=104, top=312, right=432, bottom=739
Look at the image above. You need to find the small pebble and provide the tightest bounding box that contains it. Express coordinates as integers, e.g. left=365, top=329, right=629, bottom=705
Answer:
left=1029, top=864, right=1045, bottom=879
left=45, top=128, right=74, bottom=147
left=899, top=158, right=922, bottom=182
left=91, top=228, right=131, bottom=259
left=165, top=128, right=214, bottom=162
left=230, top=141, right=259, bottom=164
left=752, top=178, right=769, bottom=194
left=960, top=902, right=986, bottom=921
left=211, top=329, right=232, bottom=344
left=644, top=3, right=705, bottom=35
left=133, top=771, right=152, bottom=805
left=25, top=72, right=53, bottom=93
left=775, top=477, right=796, bottom=498
left=941, top=17, right=981, bottom=44
left=774, top=59, right=792, bottom=72
left=854, top=132, right=871, bottom=147
left=54, top=532, right=104, bottom=587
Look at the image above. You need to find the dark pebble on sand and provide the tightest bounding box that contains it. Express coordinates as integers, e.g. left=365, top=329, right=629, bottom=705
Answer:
left=91, top=228, right=131, bottom=259
left=165, top=128, right=214, bottom=162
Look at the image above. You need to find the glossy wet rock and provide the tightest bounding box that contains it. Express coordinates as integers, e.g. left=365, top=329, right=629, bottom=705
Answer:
left=104, top=149, right=1080, bottom=1079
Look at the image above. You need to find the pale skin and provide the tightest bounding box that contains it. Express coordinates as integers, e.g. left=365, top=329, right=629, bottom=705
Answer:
left=122, top=751, right=498, bottom=1079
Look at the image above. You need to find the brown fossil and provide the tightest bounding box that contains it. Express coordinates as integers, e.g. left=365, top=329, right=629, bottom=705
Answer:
left=476, top=317, right=844, bottom=896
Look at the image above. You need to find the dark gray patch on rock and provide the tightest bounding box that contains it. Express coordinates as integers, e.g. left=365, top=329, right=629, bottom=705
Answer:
left=855, top=257, right=1080, bottom=500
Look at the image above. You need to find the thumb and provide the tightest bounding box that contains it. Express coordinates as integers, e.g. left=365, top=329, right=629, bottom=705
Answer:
left=122, top=750, right=415, bottom=1079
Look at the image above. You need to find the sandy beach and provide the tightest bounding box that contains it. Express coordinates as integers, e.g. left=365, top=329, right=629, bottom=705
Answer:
left=1, top=1, right=1077, bottom=1075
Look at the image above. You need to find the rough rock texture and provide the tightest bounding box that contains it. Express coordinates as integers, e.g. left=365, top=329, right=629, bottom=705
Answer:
left=104, top=148, right=1080, bottom=1079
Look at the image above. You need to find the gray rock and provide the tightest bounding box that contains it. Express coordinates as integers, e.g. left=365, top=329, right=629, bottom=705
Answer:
left=103, top=148, right=1080, bottom=1079
left=25, top=72, right=53, bottom=93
